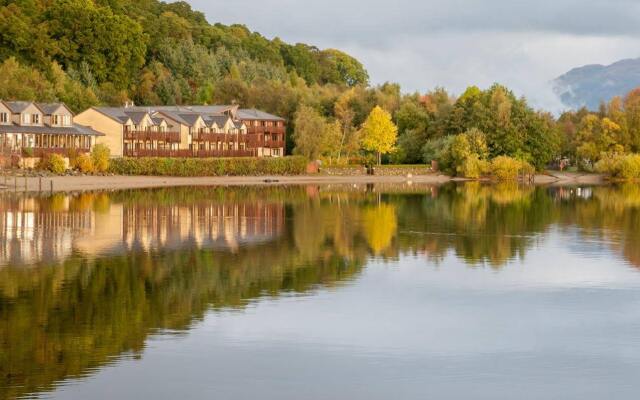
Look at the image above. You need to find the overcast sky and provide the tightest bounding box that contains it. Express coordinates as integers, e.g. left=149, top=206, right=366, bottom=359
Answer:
left=186, top=0, right=640, bottom=111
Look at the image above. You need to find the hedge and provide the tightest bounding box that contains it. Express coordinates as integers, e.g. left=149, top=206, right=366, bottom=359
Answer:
left=108, top=156, right=308, bottom=177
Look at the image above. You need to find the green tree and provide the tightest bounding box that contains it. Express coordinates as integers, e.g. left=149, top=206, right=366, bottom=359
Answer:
left=46, top=0, right=147, bottom=88
left=292, top=105, right=328, bottom=160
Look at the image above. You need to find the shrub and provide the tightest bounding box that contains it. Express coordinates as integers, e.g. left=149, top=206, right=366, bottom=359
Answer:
left=618, top=155, right=640, bottom=180
left=450, top=129, right=489, bottom=166
left=108, top=156, right=308, bottom=177
left=458, top=155, right=490, bottom=179
left=423, top=136, right=454, bottom=172
left=596, top=154, right=640, bottom=180
left=75, top=153, right=95, bottom=173
left=22, top=147, right=34, bottom=158
left=67, top=147, right=79, bottom=168
left=40, top=153, right=66, bottom=174
left=490, top=156, right=533, bottom=181
left=92, top=144, right=111, bottom=173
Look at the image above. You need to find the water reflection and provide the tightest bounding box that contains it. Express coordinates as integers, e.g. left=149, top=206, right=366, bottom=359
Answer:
left=1, top=183, right=640, bottom=399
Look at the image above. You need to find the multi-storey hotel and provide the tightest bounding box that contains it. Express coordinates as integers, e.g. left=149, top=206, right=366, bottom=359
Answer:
left=0, top=101, right=104, bottom=163
left=75, top=104, right=286, bottom=158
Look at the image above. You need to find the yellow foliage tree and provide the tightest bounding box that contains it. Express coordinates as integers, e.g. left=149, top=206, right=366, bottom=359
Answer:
left=360, top=106, right=398, bottom=165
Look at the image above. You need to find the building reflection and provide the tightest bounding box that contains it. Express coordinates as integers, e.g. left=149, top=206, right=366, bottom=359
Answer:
left=123, top=203, right=284, bottom=252
left=0, top=196, right=91, bottom=266
left=0, top=192, right=285, bottom=267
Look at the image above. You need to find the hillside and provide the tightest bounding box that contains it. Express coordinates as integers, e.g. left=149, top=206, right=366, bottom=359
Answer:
left=553, top=58, right=640, bottom=110
left=0, top=0, right=368, bottom=112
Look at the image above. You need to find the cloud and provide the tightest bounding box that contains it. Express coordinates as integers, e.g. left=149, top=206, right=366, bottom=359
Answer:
left=185, top=0, right=640, bottom=110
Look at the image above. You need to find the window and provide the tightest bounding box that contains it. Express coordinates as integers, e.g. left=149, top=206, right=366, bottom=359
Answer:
left=22, top=113, right=30, bottom=125
left=32, top=114, right=40, bottom=124
left=63, top=115, right=71, bottom=126
left=52, top=115, right=59, bottom=125
left=0, top=113, right=7, bottom=124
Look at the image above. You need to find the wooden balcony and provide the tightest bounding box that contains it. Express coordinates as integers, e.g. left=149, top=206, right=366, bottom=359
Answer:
left=192, top=133, right=232, bottom=142
left=124, top=130, right=181, bottom=143
left=246, top=125, right=285, bottom=135
left=124, top=149, right=257, bottom=158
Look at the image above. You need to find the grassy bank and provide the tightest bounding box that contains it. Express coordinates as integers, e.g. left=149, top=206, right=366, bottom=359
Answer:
left=108, top=156, right=308, bottom=177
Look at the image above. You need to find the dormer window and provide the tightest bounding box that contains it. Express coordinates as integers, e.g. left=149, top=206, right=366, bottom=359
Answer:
left=22, top=113, right=30, bottom=125
left=32, top=114, right=40, bottom=124
left=0, top=113, right=7, bottom=124
left=52, top=115, right=59, bottom=125
left=63, top=115, right=71, bottom=126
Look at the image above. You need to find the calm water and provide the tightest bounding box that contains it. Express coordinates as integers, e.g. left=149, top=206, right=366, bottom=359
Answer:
left=1, top=183, right=640, bottom=399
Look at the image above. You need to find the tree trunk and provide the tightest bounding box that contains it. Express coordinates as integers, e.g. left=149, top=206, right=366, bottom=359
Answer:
left=377, top=151, right=381, bottom=166
left=337, top=128, right=346, bottom=163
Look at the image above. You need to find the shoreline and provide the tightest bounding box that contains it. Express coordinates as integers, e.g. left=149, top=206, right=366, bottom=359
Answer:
left=0, top=172, right=607, bottom=193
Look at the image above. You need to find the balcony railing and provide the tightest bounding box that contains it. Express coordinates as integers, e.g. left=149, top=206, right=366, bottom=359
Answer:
left=124, top=130, right=181, bottom=143
left=194, top=133, right=284, bottom=147
left=246, top=125, right=285, bottom=135
left=124, top=149, right=257, bottom=158
left=192, top=133, right=233, bottom=142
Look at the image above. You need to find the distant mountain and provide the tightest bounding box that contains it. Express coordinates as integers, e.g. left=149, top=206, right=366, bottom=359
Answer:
left=553, top=58, right=640, bottom=110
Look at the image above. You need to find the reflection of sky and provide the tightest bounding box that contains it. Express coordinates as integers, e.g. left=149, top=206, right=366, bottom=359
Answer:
left=46, top=229, right=640, bottom=400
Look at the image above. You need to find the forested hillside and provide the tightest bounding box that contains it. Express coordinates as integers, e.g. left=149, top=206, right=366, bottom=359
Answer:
left=0, top=0, right=368, bottom=113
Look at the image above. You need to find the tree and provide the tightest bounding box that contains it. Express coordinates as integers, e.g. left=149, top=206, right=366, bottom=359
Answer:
left=0, top=57, right=56, bottom=101
left=292, top=105, right=327, bottom=160
left=46, top=0, right=147, bottom=88
left=360, top=106, right=398, bottom=165
left=394, top=99, right=431, bottom=163
left=319, top=49, right=369, bottom=87
left=624, top=88, right=640, bottom=151
left=334, top=89, right=357, bottom=162
left=321, top=120, right=343, bottom=164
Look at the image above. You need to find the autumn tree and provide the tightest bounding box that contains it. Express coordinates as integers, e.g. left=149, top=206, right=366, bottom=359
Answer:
left=360, top=106, right=398, bottom=165
left=293, top=105, right=342, bottom=162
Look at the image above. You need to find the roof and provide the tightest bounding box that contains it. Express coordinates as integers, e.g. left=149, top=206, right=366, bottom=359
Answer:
left=153, top=105, right=236, bottom=115
left=92, top=105, right=285, bottom=125
left=177, top=113, right=203, bottom=127
left=36, top=103, right=72, bottom=115
left=237, top=108, right=285, bottom=122
left=205, top=115, right=230, bottom=128
left=3, top=101, right=35, bottom=114
left=154, top=110, right=190, bottom=126
left=233, top=121, right=245, bottom=129
left=93, top=107, right=136, bottom=123
left=124, top=111, right=149, bottom=125
left=0, top=123, right=104, bottom=136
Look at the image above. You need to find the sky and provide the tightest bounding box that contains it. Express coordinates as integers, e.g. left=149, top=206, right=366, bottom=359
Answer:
left=186, top=0, right=640, bottom=111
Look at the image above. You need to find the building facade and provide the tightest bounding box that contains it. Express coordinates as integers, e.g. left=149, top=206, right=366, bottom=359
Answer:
left=75, top=104, right=286, bottom=158
left=0, top=101, right=104, bottom=163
